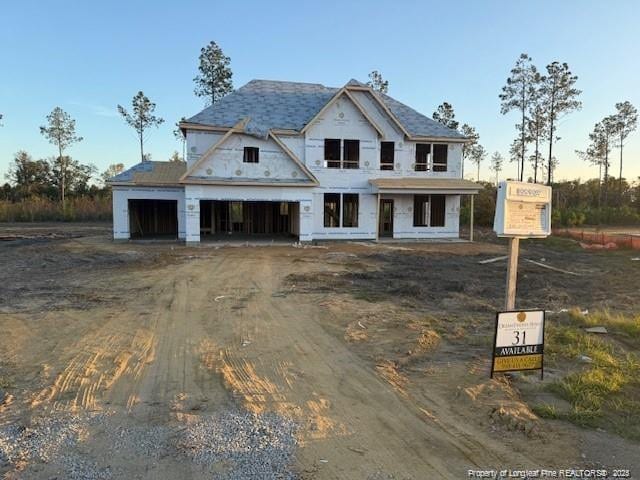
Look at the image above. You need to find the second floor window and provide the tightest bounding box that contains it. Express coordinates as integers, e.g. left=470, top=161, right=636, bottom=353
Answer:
left=432, top=144, right=448, bottom=171
left=380, top=141, right=394, bottom=170
left=243, top=147, right=259, bottom=163
left=324, top=139, right=341, bottom=168
left=415, top=143, right=449, bottom=172
left=324, top=139, right=359, bottom=169
left=415, top=144, right=430, bottom=171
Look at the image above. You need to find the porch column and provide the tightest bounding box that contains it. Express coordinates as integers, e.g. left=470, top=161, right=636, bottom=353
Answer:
left=375, top=192, right=380, bottom=241
left=185, top=197, right=201, bottom=244
left=469, top=194, right=474, bottom=242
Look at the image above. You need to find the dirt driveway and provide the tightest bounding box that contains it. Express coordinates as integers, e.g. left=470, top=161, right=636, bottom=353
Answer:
left=0, top=225, right=638, bottom=479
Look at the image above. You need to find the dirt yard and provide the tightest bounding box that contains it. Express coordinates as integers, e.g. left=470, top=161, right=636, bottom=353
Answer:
left=0, top=223, right=639, bottom=479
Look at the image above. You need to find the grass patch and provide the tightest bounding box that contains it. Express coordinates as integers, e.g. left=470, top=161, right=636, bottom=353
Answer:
left=0, top=375, right=12, bottom=389
left=541, top=316, right=640, bottom=440
left=568, top=309, right=640, bottom=338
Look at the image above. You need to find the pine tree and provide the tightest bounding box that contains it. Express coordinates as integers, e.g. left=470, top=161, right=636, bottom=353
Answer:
left=193, top=41, right=233, bottom=106
left=367, top=70, right=389, bottom=93
left=432, top=102, right=459, bottom=130
left=540, top=61, right=582, bottom=185
left=612, top=101, right=638, bottom=202
left=470, top=144, right=486, bottom=181
left=527, top=71, right=547, bottom=183
left=490, top=151, right=504, bottom=185
left=118, top=91, right=164, bottom=163
left=499, top=53, right=537, bottom=181
left=460, top=124, right=479, bottom=179
left=39, top=107, right=83, bottom=205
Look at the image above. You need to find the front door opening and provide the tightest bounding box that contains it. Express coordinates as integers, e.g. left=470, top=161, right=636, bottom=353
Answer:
left=129, top=199, right=178, bottom=239
left=200, top=200, right=299, bottom=239
left=379, top=199, right=394, bottom=237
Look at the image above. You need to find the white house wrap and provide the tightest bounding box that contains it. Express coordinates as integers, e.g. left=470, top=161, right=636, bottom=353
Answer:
left=109, top=79, right=480, bottom=242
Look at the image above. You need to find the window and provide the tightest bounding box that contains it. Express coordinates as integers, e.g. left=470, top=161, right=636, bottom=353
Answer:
left=243, top=146, right=259, bottom=163
left=380, top=142, right=394, bottom=170
left=324, top=193, right=341, bottom=227
left=413, top=195, right=430, bottom=226
left=279, top=202, right=289, bottom=216
left=324, top=139, right=360, bottom=169
left=432, top=144, right=448, bottom=172
left=343, top=140, right=360, bottom=169
left=415, top=144, right=430, bottom=171
left=430, top=195, right=446, bottom=226
left=324, top=139, right=341, bottom=168
left=413, top=194, right=446, bottom=227
left=342, top=194, right=359, bottom=227
left=230, top=201, right=243, bottom=223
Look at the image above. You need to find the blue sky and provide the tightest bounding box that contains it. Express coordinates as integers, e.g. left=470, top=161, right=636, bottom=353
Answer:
left=1, top=0, right=639, bottom=183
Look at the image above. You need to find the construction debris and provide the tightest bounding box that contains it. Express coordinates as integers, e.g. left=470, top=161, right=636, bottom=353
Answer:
left=585, top=326, right=608, bottom=334
left=478, top=256, right=508, bottom=264
left=523, top=259, right=581, bottom=276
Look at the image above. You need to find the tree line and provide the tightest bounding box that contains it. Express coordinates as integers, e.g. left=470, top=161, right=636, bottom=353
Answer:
left=1, top=41, right=234, bottom=215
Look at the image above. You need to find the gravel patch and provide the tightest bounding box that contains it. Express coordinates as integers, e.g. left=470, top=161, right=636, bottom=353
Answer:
left=0, top=410, right=298, bottom=479
left=176, top=410, right=298, bottom=479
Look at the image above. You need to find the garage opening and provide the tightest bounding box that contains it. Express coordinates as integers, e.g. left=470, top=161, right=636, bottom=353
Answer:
left=200, top=201, right=299, bottom=240
left=129, top=200, right=178, bottom=239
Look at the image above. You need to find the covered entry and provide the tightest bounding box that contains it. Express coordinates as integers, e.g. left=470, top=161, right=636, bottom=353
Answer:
left=200, top=201, right=299, bottom=239
left=128, top=199, right=178, bottom=239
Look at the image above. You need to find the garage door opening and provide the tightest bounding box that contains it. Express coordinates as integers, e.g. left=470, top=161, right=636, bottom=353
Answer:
left=200, top=201, right=299, bottom=240
left=129, top=200, right=178, bottom=239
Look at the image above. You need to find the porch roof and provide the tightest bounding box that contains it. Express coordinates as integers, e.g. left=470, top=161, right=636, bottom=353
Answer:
left=369, top=177, right=481, bottom=194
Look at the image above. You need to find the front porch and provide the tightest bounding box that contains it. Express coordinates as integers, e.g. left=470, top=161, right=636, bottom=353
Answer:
left=369, top=177, right=481, bottom=241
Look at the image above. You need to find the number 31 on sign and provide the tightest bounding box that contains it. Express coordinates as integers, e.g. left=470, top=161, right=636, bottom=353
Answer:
left=491, top=310, right=545, bottom=379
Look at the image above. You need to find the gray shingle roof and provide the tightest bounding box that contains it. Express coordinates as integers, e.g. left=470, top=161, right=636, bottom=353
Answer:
left=108, top=161, right=186, bottom=185
left=186, top=79, right=464, bottom=140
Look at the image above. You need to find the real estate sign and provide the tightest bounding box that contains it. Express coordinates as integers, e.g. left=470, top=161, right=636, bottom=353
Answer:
left=491, top=310, right=545, bottom=378
left=493, top=181, right=552, bottom=238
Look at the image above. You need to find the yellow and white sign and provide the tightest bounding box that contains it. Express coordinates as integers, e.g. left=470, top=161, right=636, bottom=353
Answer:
left=493, top=181, right=552, bottom=238
left=491, top=310, right=545, bottom=376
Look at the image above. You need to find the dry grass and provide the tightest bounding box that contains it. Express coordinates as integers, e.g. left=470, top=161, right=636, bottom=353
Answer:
left=0, top=196, right=112, bottom=222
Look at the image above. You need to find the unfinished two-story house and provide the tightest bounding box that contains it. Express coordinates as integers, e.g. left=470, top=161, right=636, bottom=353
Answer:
left=109, top=79, right=480, bottom=243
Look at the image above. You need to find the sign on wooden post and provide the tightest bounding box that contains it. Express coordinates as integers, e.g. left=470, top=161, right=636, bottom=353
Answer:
left=491, top=310, right=545, bottom=379
left=491, top=181, right=552, bottom=377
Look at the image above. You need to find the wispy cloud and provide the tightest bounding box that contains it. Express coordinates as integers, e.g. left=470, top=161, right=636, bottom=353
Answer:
left=69, top=101, right=119, bottom=118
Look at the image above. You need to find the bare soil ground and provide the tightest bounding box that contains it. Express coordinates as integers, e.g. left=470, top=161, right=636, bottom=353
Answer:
left=0, top=223, right=639, bottom=479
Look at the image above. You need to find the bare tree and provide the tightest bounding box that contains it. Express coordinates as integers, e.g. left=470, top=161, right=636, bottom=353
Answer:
left=500, top=53, right=537, bottom=181
left=540, top=61, right=582, bottom=185
left=432, top=102, right=459, bottom=130
left=194, top=41, right=233, bottom=106
left=118, top=91, right=164, bottom=163
left=367, top=70, right=389, bottom=93
left=39, top=107, right=83, bottom=205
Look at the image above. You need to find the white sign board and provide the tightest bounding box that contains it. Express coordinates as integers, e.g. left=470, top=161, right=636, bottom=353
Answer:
left=491, top=310, right=545, bottom=376
left=493, top=181, right=552, bottom=238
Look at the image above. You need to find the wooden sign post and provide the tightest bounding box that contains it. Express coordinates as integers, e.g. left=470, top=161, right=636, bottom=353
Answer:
left=505, top=237, right=520, bottom=310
